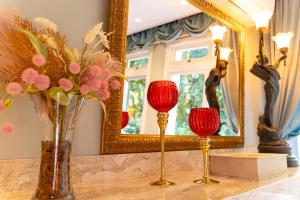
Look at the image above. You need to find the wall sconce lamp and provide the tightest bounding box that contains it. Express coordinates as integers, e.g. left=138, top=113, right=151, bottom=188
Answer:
left=205, top=25, right=232, bottom=114
left=250, top=11, right=297, bottom=167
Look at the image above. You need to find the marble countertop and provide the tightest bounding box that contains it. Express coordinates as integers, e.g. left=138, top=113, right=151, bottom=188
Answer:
left=1, top=168, right=299, bottom=200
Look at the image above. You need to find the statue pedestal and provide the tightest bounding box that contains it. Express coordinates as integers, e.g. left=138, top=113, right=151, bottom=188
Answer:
left=258, top=145, right=299, bottom=167
left=209, top=153, right=288, bottom=180
left=257, top=119, right=299, bottom=168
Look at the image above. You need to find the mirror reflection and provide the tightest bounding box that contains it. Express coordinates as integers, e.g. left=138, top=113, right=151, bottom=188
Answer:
left=121, top=0, right=240, bottom=136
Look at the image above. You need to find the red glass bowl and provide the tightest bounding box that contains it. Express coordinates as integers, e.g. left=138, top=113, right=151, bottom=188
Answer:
left=147, top=80, right=179, bottom=112
left=121, top=111, right=129, bottom=129
left=189, top=108, right=220, bottom=137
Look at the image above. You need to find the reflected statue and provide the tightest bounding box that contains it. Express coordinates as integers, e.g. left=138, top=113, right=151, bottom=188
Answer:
left=205, top=61, right=227, bottom=113
left=205, top=68, right=220, bottom=112
left=205, top=45, right=228, bottom=135
left=205, top=42, right=228, bottom=114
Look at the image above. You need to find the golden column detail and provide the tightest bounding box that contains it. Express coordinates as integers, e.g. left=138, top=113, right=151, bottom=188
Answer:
left=194, top=137, right=219, bottom=184
left=151, top=112, right=175, bottom=186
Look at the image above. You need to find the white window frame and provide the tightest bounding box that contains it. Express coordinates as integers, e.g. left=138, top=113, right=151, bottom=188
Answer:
left=123, top=48, right=153, bottom=133
left=163, top=35, right=216, bottom=135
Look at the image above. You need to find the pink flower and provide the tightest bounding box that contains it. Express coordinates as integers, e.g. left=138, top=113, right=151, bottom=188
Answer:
left=110, top=79, right=121, bottom=90
left=96, top=81, right=110, bottom=100
left=21, top=68, right=39, bottom=84
left=97, top=89, right=110, bottom=100
left=32, top=54, right=46, bottom=67
left=6, top=82, right=22, bottom=95
left=34, top=75, right=50, bottom=90
left=100, top=81, right=109, bottom=91
left=2, top=123, right=14, bottom=135
left=0, top=100, right=5, bottom=112
left=89, top=65, right=102, bottom=78
left=59, top=78, right=73, bottom=92
left=80, top=84, right=90, bottom=95
left=100, top=68, right=112, bottom=81
left=88, top=79, right=102, bottom=91
left=68, top=63, right=81, bottom=74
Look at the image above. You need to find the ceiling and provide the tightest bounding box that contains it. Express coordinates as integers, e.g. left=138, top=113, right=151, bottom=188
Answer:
left=128, top=0, right=201, bottom=35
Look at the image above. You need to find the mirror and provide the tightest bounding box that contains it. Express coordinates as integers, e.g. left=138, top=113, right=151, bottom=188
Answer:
left=101, top=0, right=245, bottom=154
left=121, top=0, right=240, bottom=137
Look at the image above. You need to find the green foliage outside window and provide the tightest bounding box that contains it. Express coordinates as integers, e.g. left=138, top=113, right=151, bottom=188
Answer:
left=175, top=74, right=204, bottom=135
left=180, top=47, right=208, bottom=61
left=128, top=57, right=148, bottom=68
left=174, top=74, right=236, bottom=136
left=124, top=79, right=146, bottom=134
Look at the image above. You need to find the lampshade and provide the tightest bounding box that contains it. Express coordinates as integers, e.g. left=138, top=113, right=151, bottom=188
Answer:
left=209, top=25, right=227, bottom=42
left=219, top=47, right=233, bottom=61
left=252, top=11, right=273, bottom=30
left=121, top=111, right=129, bottom=129
left=147, top=80, right=178, bottom=112
left=272, top=32, right=294, bottom=50
left=189, top=108, right=220, bottom=137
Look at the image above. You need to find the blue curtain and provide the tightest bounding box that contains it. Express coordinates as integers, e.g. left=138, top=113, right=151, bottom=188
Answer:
left=282, top=98, right=300, bottom=139
left=127, top=12, right=215, bottom=51
left=270, top=0, right=300, bottom=139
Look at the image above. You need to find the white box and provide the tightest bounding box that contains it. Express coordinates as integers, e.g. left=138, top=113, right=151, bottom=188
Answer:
left=209, top=153, right=288, bottom=180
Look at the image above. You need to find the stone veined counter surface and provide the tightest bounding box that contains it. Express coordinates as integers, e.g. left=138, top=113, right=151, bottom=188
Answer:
left=0, top=150, right=299, bottom=199
left=0, top=168, right=299, bottom=200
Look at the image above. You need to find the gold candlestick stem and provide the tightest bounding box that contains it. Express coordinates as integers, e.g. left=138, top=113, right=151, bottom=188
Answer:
left=194, top=137, right=219, bottom=184
left=150, top=112, right=175, bottom=186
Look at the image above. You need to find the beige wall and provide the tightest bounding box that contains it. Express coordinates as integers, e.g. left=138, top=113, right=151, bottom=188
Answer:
left=243, top=27, right=264, bottom=147
left=0, top=0, right=108, bottom=159
left=0, top=0, right=262, bottom=159
left=142, top=44, right=167, bottom=134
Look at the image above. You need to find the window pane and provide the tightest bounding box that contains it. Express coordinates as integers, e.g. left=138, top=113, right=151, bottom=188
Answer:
left=175, top=46, right=208, bottom=61
left=124, top=79, right=146, bottom=134
left=216, top=85, right=237, bottom=136
left=175, top=73, right=205, bottom=135
left=128, top=57, right=148, bottom=68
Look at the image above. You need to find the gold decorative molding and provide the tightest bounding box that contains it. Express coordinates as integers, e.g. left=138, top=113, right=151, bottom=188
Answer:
left=101, top=0, right=245, bottom=154
left=188, top=0, right=246, bottom=32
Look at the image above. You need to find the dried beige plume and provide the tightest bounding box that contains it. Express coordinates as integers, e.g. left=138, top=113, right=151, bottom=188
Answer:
left=98, top=31, right=109, bottom=49
left=38, top=34, right=57, bottom=49
left=34, top=17, right=58, bottom=32
left=84, top=22, right=103, bottom=44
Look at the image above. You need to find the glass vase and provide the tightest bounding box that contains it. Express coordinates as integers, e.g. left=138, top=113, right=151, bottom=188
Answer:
left=31, top=93, right=84, bottom=200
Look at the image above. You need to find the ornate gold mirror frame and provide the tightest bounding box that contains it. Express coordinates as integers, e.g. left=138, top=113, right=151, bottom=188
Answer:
left=101, top=0, right=246, bottom=154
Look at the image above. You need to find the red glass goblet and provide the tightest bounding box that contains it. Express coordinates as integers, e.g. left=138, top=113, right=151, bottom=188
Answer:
left=189, top=108, right=220, bottom=184
left=121, top=111, right=129, bottom=129
left=147, top=80, right=178, bottom=186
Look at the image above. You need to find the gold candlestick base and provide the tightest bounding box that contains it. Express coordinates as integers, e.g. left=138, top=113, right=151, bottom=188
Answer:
left=150, top=112, right=175, bottom=187
left=194, top=137, right=219, bottom=185
left=150, top=178, right=176, bottom=186
left=193, top=178, right=219, bottom=184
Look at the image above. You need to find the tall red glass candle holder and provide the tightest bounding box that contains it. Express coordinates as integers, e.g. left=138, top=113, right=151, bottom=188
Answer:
left=189, top=108, right=220, bottom=184
left=147, top=80, right=178, bottom=186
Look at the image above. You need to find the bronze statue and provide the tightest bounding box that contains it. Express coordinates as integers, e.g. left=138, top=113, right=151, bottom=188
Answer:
left=250, top=29, right=298, bottom=167
left=251, top=54, right=288, bottom=146
left=251, top=55, right=286, bottom=127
